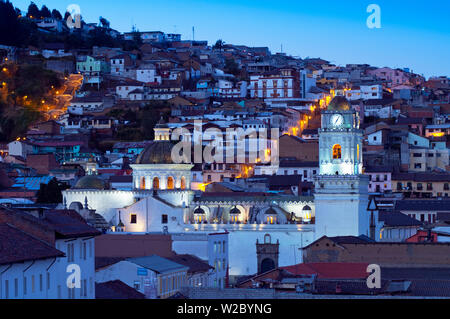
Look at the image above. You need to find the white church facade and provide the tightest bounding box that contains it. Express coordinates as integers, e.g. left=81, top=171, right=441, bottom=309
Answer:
left=63, top=97, right=379, bottom=278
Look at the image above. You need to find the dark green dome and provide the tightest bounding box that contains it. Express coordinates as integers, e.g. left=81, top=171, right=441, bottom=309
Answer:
left=135, top=141, right=174, bottom=164
left=74, top=175, right=106, bottom=190
left=194, top=207, right=205, bottom=215
left=230, top=207, right=241, bottom=215
left=328, top=96, right=351, bottom=111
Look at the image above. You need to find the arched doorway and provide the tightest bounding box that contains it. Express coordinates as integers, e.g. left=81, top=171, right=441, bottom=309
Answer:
left=180, top=176, right=186, bottom=190
left=260, top=258, right=276, bottom=274
left=140, top=177, right=146, bottom=190
left=153, top=177, right=160, bottom=190
left=167, top=177, right=174, bottom=190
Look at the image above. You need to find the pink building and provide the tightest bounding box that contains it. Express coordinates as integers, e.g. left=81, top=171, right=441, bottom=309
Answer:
left=365, top=167, right=392, bottom=193
left=367, top=67, right=410, bottom=86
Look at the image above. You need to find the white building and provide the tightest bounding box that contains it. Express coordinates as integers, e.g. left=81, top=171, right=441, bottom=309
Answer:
left=63, top=98, right=382, bottom=281
left=345, top=84, right=383, bottom=101
left=249, top=68, right=299, bottom=99
left=69, top=96, right=104, bottom=115
left=96, top=255, right=188, bottom=299
left=314, top=96, right=381, bottom=239
left=116, top=83, right=145, bottom=100
left=0, top=208, right=100, bottom=300
left=172, top=232, right=228, bottom=289
left=136, top=65, right=160, bottom=84
left=0, top=224, right=65, bottom=299
left=7, top=140, right=33, bottom=159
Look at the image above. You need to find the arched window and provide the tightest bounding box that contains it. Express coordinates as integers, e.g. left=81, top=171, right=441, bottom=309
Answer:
left=180, top=176, right=186, bottom=190
left=266, top=216, right=276, bottom=224
left=260, top=258, right=276, bottom=274
left=140, top=177, right=146, bottom=190
left=153, top=177, right=160, bottom=190
left=167, top=177, right=174, bottom=190
left=333, top=144, right=342, bottom=159
left=264, top=234, right=271, bottom=244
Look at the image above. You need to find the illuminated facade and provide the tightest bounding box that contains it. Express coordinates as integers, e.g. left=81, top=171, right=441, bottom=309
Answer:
left=314, top=96, right=377, bottom=239
left=62, top=125, right=317, bottom=278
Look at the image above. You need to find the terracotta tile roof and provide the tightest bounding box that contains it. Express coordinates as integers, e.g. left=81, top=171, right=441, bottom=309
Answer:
left=395, top=200, right=450, bottom=212
left=327, top=235, right=375, bottom=244
left=281, top=263, right=370, bottom=279
left=95, top=257, right=126, bottom=270
left=0, top=224, right=64, bottom=265
left=44, top=210, right=102, bottom=239
left=95, top=280, right=146, bottom=299
left=166, top=254, right=213, bottom=275
left=379, top=211, right=423, bottom=227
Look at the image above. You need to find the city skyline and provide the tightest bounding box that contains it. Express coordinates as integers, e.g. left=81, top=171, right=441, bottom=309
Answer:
left=11, top=0, right=450, bottom=78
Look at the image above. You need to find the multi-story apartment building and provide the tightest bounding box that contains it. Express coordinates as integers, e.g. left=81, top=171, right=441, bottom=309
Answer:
left=0, top=224, right=65, bottom=299
left=0, top=207, right=101, bottom=299
left=172, top=232, right=229, bottom=289
left=344, top=84, right=383, bottom=101
left=367, top=67, right=411, bottom=86
left=365, top=167, right=392, bottom=193
left=392, top=172, right=450, bottom=198
left=249, top=68, right=300, bottom=99
left=409, top=148, right=449, bottom=172
left=95, top=255, right=188, bottom=299
left=76, top=56, right=110, bottom=88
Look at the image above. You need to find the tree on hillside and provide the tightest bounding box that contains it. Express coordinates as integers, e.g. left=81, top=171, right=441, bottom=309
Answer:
left=99, top=16, right=110, bottom=29
left=0, top=1, right=21, bottom=45
left=51, top=9, right=62, bottom=20
left=224, top=58, right=240, bottom=77
left=213, top=39, right=225, bottom=51
left=36, top=178, right=69, bottom=204
left=40, top=5, right=51, bottom=18
left=130, top=25, right=142, bottom=46
left=27, top=2, right=40, bottom=18
left=63, top=11, right=71, bottom=21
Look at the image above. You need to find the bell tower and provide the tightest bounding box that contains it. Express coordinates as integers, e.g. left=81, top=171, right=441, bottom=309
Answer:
left=314, top=96, right=371, bottom=239
left=318, top=96, right=363, bottom=176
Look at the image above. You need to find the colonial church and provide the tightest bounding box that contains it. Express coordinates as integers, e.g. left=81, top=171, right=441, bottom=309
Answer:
left=63, top=96, right=380, bottom=277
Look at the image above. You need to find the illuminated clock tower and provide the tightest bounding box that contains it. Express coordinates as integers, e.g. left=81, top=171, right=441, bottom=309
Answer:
left=314, top=96, right=372, bottom=239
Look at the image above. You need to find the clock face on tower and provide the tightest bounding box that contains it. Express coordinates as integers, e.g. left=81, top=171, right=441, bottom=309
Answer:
left=330, top=114, right=344, bottom=127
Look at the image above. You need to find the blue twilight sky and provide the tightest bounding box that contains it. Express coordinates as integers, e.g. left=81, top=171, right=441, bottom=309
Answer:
left=11, top=0, right=450, bottom=78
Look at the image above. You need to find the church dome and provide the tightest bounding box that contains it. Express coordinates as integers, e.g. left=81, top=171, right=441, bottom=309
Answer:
left=327, top=96, right=351, bottom=111
left=265, top=207, right=277, bottom=215
left=74, top=175, right=106, bottom=190
left=194, top=207, right=205, bottom=215
left=135, top=141, right=174, bottom=164
left=230, top=207, right=241, bottom=215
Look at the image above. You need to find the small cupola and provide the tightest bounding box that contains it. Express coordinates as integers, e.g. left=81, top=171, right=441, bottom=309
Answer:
left=154, top=116, right=170, bottom=141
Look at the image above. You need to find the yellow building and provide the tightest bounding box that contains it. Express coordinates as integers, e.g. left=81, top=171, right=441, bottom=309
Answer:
left=392, top=172, right=450, bottom=198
